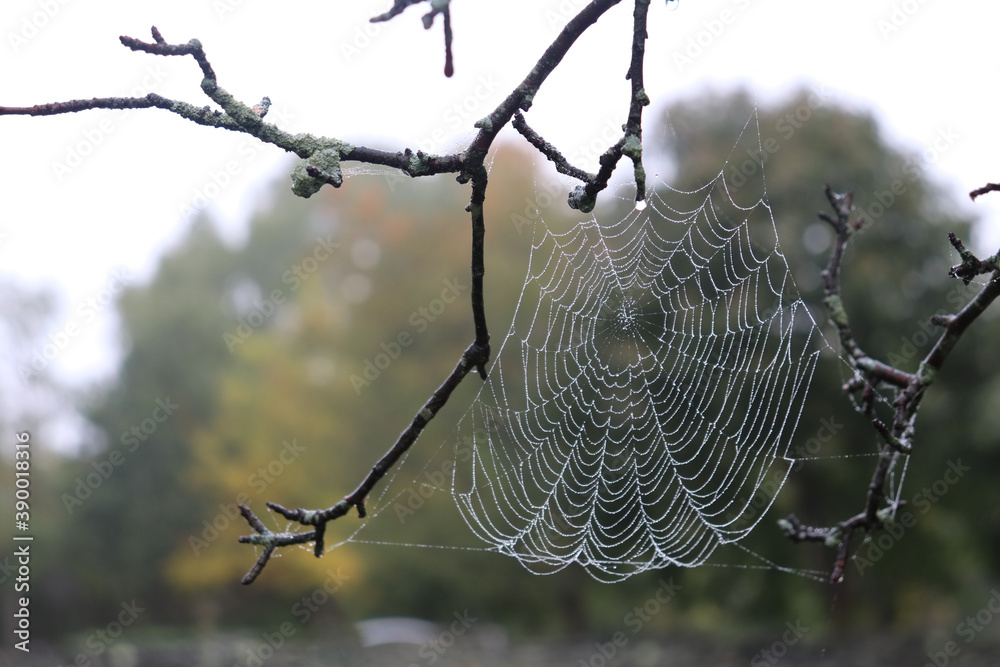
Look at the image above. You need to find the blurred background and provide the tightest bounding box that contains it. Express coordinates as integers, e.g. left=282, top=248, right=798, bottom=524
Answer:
left=2, top=1, right=1000, bottom=665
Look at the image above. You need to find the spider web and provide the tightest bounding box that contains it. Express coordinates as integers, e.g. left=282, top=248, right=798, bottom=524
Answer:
left=337, top=106, right=896, bottom=583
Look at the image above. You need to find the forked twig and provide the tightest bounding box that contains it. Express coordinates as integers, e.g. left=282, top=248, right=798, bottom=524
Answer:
left=969, top=182, right=1000, bottom=201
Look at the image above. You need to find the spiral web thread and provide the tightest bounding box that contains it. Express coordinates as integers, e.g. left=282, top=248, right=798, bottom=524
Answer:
left=440, top=120, right=826, bottom=583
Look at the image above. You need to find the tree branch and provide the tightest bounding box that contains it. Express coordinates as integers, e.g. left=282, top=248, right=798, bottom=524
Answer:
left=370, top=0, right=455, bottom=77
left=623, top=0, right=651, bottom=205
left=783, top=186, right=1000, bottom=582
left=0, top=27, right=473, bottom=189
left=508, top=0, right=651, bottom=214
left=969, top=181, right=1000, bottom=201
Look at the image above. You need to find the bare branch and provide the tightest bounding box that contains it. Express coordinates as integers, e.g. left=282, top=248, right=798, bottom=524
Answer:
left=872, top=418, right=911, bottom=455
left=969, top=181, right=1000, bottom=201
left=817, top=186, right=916, bottom=391
left=441, top=4, right=454, bottom=78
left=232, top=0, right=636, bottom=582
left=461, top=1, right=624, bottom=183
left=0, top=26, right=479, bottom=190
left=783, top=186, right=1000, bottom=581
left=237, top=504, right=315, bottom=585
left=370, top=0, right=455, bottom=77
left=567, top=137, right=627, bottom=213
left=370, top=0, right=426, bottom=23
left=918, top=267, right=1000, bottom=380
left=623, top=0, right=651, bottom=205
left=780, top=512, right=867, bottom=583
left=3, top=3, right=657, bottom=584
left=119, top=29, right=216, bottom=81
left=508, top=0, right=650, bottom=213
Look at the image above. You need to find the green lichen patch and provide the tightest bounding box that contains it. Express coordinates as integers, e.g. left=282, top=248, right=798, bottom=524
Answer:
left=292, top=140, right=354, bottom=198
left=622, top=133, right=643, bottom=160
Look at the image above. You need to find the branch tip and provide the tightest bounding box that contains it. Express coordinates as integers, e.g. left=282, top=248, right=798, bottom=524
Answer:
left=948, top=232, right=999, bottom=284
left=970, top=182, right=1000, bottom=201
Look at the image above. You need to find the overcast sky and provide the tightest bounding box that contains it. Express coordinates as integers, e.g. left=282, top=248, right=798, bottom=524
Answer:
left=2, top=0, right=999, bottom=407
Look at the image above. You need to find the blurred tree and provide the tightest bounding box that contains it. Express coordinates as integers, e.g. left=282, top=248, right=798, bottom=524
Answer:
left=45, top=220, right=239, bottom=630
left=0, top=282, right=86, bottom=640
left=0, top=282, right=60, bottom=438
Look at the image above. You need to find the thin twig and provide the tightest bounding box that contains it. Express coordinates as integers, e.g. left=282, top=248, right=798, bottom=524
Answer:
left=370, top=0, right=455, bottom=77
left=511, top=111, right=594, bottom=183
left=623, top=0, right=651, bottom=205
left=817, top=186, right=916, bottom=390
left=969, top=182, right=1000, bottom=201
left=236, top=341, right=487, bottom=582
left=370, top=0, right=426, bottom=23
left=442, top=5, right=454, bottom=77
